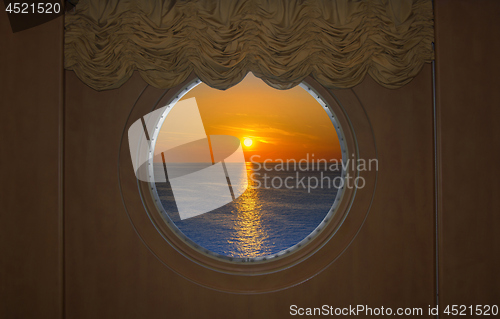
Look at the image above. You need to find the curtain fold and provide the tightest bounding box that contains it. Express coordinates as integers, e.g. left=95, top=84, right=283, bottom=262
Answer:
left=64, top=0, right=434, bottom=91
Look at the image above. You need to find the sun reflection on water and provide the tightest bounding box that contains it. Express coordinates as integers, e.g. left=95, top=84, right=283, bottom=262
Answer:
left=227, top=162, right=270, bottom=258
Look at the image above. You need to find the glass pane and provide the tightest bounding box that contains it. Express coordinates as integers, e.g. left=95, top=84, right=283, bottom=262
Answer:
left=152, top=73, right=345, bottom=260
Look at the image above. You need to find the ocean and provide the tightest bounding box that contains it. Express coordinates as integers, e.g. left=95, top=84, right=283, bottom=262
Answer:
left=154, top=162, right=341, bottom=259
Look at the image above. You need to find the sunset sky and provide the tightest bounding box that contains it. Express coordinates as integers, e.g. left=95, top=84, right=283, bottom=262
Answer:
left=157, top=73, right=341, bottom=163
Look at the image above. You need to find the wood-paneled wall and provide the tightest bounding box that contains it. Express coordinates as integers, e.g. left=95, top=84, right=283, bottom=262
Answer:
left=0, top=10, right=63, bottom=319
left=435, top=0, right=500, bottom=307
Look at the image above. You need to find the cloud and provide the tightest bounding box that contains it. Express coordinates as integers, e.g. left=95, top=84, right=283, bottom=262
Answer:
left=209, top=124, right=319, bottom=141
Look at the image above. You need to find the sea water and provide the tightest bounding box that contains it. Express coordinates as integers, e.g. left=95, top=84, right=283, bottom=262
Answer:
left=154, top=162, right=341, bottom=258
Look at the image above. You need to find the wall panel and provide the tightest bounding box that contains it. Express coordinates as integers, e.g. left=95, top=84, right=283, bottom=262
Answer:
left=0, top=9, right=63, bottom=319
left=64, top=66, right=434, bottom=318
left=435, top=0, right=500, bottom=307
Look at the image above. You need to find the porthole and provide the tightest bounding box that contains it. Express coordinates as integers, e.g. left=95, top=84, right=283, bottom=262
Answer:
left=137, top=74, right=349, bottom=263
left=119, top=73, right=377, bottom=293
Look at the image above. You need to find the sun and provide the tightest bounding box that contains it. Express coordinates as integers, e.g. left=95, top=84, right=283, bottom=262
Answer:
left=243, top=137, right=253, bottom=147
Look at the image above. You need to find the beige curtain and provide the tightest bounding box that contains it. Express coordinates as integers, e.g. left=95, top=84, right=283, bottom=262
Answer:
left=64, top=0, right=434, bottom=91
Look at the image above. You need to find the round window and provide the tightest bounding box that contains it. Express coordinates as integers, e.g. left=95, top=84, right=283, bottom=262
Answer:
left=143, top=73, right=347, bottom=262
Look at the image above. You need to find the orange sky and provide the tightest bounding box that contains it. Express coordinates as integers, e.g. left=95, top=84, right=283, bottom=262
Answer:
left=157, top=73, right=341, bottom=162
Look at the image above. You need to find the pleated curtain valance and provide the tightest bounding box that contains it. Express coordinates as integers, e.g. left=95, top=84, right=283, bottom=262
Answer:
left=64, top=0, right=434, bottom=91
